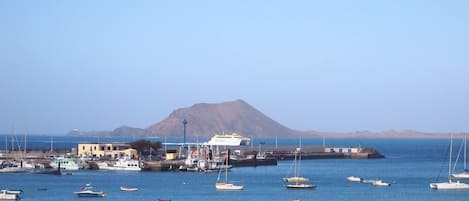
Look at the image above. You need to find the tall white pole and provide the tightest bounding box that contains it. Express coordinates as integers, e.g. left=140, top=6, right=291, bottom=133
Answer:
left=24, top=129, right=27, bottom=157
left=449, top=134, right=453, bottom=182
left=465, top=136, right=467, bottom=171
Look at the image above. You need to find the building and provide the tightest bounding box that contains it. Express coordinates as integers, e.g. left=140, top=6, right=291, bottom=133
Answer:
left=324, top=147, right=361, bottom=153
left=77, top=143, right=138, bottom=159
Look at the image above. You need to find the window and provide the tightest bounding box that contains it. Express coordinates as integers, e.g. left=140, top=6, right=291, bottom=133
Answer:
left=82, top=146, right=85, bottom=150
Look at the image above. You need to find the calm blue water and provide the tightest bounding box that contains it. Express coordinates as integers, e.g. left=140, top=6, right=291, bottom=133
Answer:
left=1, top=135, right=469, bottom=201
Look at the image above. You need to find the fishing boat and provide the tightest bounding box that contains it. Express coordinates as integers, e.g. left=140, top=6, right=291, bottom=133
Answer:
left=120, top=186, right=139, bottom=192
left=215, top=153, right=244, bottom=190
left=97, top=158, right=141, bottom=171
left=50, top=156, right=79, bottom=171
left=346, top=176, right=363, bottom=182
left=452, top=136, right=469, bottom=179
left=0, top=161, right=32, bottom=173
left=74, top=183, right=106, bottom=197
left=430, top=135, right=469, bottom=190
left=0, top=189, right=19, bottom=200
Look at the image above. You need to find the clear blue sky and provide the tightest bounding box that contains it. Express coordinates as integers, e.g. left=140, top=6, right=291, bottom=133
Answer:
left=1, top=1, right=468, bottom=134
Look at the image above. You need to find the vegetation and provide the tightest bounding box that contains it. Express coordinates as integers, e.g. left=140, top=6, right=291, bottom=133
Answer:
left=129, top=140, right=162, bottom=157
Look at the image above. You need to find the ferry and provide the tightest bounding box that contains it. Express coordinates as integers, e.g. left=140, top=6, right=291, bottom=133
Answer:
left=207, top=133, right=251, bottom=146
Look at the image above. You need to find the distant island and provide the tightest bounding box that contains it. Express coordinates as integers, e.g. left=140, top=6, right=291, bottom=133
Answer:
left=68, top=99, right=467, bottom=139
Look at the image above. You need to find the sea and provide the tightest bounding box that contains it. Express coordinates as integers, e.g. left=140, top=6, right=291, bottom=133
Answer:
left=0, top=135, right=468, bottom=201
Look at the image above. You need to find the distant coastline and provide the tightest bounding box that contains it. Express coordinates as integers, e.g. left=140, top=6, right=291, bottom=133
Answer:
left=64, top=100, right=468, bottom=140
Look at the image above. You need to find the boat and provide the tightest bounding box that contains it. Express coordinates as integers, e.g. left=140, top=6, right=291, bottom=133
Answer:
left=49, top=156, right=79, bottom=171
left=346, top=176, right=363, bottom=182
left=120, top=186, right=139, bottom=192
left=207, top=133, right=251, bottom=146
left=0, top=161, right=32, bottom=173
left=215, top=152, right=244, bottom=190
left=74, top=183, right=106, bottom=197
left=452, top=136, right=469, bottom=179
left=0, top=189, right=19, bottom=200
left=283, top=148, right=309, bottom=183
left=286, top=183, right=316, bottom=189
left=430, top=135, right=469, bottom=190
left=97, top=158, right=141, bottom=171
left=372, top=180, right=391, bottom=187
left=284, top=148, right=315, bottom=189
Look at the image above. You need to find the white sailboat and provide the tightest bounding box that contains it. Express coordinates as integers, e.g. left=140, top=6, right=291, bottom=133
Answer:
left=452, top=136, right=469, bottom=179
left=283, top=148, right=309, bottom=183
left=215, top=152, right=243, bottom=190
left=430, top=135, right=469, bottom=190
left=284, top=148, right=315, bottom=189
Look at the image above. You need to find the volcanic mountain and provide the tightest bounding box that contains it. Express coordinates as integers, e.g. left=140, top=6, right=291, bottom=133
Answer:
left=146, top=99, right=299, bottom=138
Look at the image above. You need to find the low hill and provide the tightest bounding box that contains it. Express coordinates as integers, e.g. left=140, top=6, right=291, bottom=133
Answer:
left=146, top=99, right=299, bottom=138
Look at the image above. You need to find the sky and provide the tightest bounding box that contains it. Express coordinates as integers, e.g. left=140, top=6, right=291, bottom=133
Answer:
left=1, top=0, right=468, bottom=134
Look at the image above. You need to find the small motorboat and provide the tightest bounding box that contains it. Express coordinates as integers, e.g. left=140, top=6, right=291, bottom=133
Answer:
left=157, top=199, right=171, bottom=201
left=120, top=186, right=139, bottom=192
left=346, top=176, right=363, bottom=182
left=0, top=189, right=20, bottom=200
left=372, top=180, right=391, bottom=187
left=74, top=183, right=106, bottom=197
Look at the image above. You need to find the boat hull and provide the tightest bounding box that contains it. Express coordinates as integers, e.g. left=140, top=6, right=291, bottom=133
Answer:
left=286, top=184, right=316, bottom=189
left=430, top=181, right=469, bottom=190
left=283, top=177, right=309, bottom=183
left=215, top=182, right=244, bottom=190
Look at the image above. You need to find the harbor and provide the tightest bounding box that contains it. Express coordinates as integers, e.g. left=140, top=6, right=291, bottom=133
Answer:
left=0, top=133, right=384, bottom=173
left=0, top=137, right=466, bottom=201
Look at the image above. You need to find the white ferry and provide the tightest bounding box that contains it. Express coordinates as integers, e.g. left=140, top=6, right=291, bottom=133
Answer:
left=207, top=133, right=251, bottom=146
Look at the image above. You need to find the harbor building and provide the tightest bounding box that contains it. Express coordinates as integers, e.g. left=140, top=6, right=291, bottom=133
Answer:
left=77, top=143, right=138, bottom=159
left=324, top=147, right=361, bottom=153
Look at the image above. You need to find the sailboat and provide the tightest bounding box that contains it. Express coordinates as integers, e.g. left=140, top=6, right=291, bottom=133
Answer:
left=452, top=136, right=469, bottom=179
left=430, top=135, right=469, bottom=190
left=284, top=148, right=315, bottom=189
left=215, top=152, right=243, bottom=190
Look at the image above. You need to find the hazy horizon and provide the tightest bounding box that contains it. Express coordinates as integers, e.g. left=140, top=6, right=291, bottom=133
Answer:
left=1, top=1, right=468, bottom=134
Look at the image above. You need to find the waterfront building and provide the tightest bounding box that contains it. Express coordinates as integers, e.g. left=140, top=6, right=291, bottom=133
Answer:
left=77, top=143, right=138, bottom=159
left=324, top=147, right=361, bottom=153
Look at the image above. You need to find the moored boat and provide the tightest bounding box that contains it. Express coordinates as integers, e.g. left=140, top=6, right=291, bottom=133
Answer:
left=120, top=186, right=139, bottom=192
left=372, top=180, right=391, bottom=187
left=0, top=189, right=19, bottom=200
left=430, top=135, right=469, bottom=190
left=346, top=176, right=363, bottom=182
left=50, top=156, right=79, bottom=171
left=74, top=183, right=106, bottom=197
left=286, top=183, right=316, bottom=189
left=98, top=158, right=141, bottom=171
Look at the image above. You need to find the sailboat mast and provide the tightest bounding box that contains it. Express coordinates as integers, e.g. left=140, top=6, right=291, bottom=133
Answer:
left=298, top=148, right=301, bottom=178
left=225, top=152, right=228, bottom=182
left=449, top=135, right=453, bottom=183
left=24, top=129, right=27, bottom=157
left=465, top=136, right=467, bottom=171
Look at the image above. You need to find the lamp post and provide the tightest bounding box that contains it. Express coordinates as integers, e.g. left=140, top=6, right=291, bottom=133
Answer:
left=182, top=118, right=187, bottom=147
